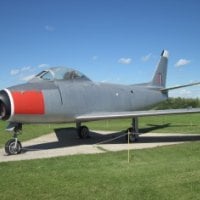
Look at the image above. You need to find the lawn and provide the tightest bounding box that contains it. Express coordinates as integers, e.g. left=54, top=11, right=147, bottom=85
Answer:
left=85, top=113, right=200, bottom=133
left=0, top=114, right=200, bottom=199
left=0, top=113, right=200, bottom=148
left=0, top=141, right=199, bottom=200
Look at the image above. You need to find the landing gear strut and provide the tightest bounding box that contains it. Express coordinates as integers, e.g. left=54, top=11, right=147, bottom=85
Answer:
left=126, top=117, right=139, bottom=142
left=5, top=123, right=22, bottom=155
left=76, top=122, right=90, bottom=139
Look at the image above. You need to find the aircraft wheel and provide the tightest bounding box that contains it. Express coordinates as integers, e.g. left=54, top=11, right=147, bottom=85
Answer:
left=78, top=126, right=90, bottom=139
left=129, top=134, right=138, bottom=142
left=125, top=128, right=138, bottom=143
left=5, top=139, right=22, bottom=155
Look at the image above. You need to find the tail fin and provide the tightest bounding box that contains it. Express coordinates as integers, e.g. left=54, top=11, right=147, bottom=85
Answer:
left=150, top=50, right=169, bottom=88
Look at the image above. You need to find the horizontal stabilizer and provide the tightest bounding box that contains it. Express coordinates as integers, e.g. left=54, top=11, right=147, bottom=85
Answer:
left=161, top=82, right=200, bottom=92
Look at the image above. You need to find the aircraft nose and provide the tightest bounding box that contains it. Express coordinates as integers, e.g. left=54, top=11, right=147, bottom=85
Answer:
left=0, top=90, right=11, bottom=120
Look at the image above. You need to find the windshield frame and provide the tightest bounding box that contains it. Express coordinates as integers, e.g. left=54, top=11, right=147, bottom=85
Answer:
left=33, top=67, right=91, bottom=82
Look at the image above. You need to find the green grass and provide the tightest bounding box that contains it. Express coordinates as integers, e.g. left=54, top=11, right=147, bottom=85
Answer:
left=0, top=114, right=200, bottom=199
left=139, top=114, right=200, bottom=133
left=0, top=113, right=200, bottom=148
left=85, top=113, right=200, bottom=133
left=0, top=122, right=74, bottom=148
left=0, top=142, right=200, bottom=200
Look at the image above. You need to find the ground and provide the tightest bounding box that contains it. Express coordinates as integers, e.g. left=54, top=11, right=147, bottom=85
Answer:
left=1, top=128, right=200, bottom=162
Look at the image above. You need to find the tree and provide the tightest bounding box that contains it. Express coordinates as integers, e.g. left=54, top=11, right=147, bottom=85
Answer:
left=152, top=97, right=200, bottom=110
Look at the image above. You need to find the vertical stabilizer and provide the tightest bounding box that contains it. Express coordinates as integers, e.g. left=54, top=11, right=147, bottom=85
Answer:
left=150, top=50, right=169, bottom=88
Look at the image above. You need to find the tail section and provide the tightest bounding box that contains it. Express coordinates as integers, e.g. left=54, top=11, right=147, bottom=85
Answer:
left=150, top=50, right=169, bottom=88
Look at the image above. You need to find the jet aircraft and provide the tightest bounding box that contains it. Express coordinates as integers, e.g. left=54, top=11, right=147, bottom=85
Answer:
left=0, top=50, right=200, bottom=155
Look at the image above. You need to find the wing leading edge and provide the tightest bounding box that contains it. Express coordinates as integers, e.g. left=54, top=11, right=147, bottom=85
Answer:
left=76, top=108, right=200, bottom=122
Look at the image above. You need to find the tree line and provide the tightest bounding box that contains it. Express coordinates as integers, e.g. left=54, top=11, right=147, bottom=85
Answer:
left=153, top=97, right=200, bottom=110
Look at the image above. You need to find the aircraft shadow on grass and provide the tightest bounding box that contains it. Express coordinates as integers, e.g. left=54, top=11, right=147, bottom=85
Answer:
left=22, top=123, right=200, bottom=153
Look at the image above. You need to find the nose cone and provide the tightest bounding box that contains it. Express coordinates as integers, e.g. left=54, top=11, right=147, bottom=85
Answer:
left=0, top=90, right=11, bottom=120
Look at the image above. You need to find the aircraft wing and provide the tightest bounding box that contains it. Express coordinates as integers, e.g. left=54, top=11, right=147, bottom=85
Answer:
left=76, top=108, right=200, bottom=122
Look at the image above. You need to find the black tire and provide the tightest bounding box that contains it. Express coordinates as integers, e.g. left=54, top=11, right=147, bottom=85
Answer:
left=125, top=127, right=133, bottom=140
left=78, top=126, right=90, bottom=139
left=129, top=134, right=138, bottom=143
left=125, top=127, right=138, bottom=143
left=5, top=139, right=22, bottom=155
left=127, top=127, right=133, bottom=133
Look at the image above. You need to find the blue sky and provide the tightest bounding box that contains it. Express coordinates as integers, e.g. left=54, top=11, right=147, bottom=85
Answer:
left=0, top=0, right=200, bottom=98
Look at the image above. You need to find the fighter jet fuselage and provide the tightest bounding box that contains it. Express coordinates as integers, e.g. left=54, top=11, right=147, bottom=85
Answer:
left=0, top=78, right=167, bottom=124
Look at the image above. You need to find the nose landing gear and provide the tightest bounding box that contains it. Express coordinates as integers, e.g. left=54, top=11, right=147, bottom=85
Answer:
left=5, top=123, right=22, bottom=155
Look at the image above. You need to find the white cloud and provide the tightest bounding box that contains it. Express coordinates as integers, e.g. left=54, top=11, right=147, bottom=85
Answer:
left=170, top=87, right=200, bottom=98
left=10, top=66, right=35, bottom=83
left=10, top=69, right=20, bottom=76
left=10, top=65, right=32, bottom=76
left=21, top=74, right=35, bottom=82
left=118, top=57, right=132, bottom=65
left=175, top=59, right=191, bottom=67
left=38, top=64, right=49, bottom=68
left=21, top=66, right=31, bottom=71
left=44, top=25, right=55, bottom=32
left=10, top=64, right=49, bottom=83
left=141, top=53, right=152, bottom=62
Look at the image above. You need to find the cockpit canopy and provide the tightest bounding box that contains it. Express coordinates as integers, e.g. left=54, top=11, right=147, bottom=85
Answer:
left=30, top=67, right=91, bottom=82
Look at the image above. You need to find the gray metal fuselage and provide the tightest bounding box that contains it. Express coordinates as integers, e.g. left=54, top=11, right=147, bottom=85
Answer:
left=8, top=80, right=167, bottom=123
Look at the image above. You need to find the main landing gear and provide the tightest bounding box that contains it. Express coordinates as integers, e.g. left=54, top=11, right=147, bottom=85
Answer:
left=126, top=117, right=139, bottom=142
left=76, top=122, right=90, bottom=139
left=5, top=123, right=22, bottom=155
left=76, top=117, right=140, bottom=143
